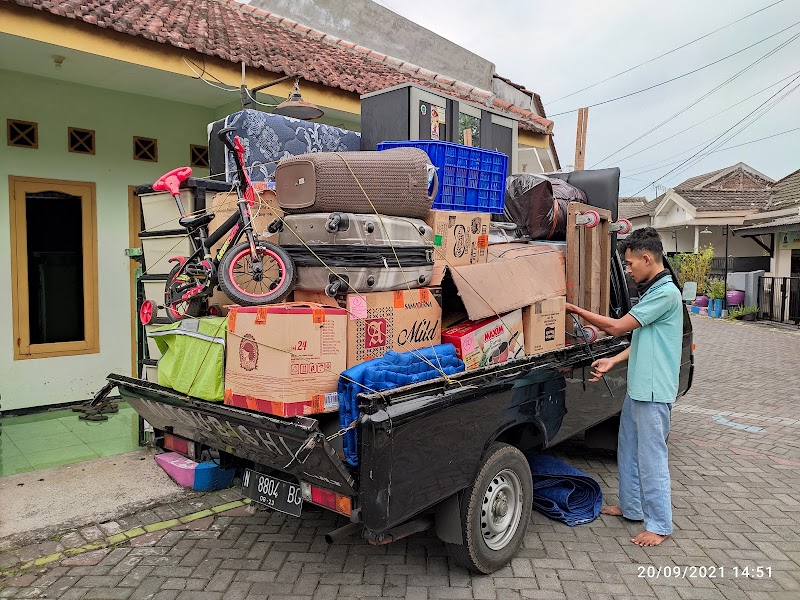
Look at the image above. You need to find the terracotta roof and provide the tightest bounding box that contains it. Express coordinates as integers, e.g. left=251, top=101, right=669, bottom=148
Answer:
left=618, top=196, right=647, bottom=220
left=626, top=195, right=663, bottom=219
left=676, top=189, right=769, bottom=212
left=5, top=0, right=552, bottom=133
left=767, top=167, right=800, bottom=210
left=734, top=214, right=800, bottom=234
left=675, top=162, right=773, bottom=191
left=675, top=167, right=728, bottom=191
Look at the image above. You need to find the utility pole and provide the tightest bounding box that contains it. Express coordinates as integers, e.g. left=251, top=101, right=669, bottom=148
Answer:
left=574, top=107, right=589, bottom=171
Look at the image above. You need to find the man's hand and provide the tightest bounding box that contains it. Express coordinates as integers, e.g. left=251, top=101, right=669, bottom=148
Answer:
left=565, top=303, right=580, bottom=314
left=589, top=357, right=616, bottom=382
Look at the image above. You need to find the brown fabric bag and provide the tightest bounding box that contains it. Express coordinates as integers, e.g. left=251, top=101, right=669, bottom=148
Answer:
left=275, top=148, right=436, bottom=218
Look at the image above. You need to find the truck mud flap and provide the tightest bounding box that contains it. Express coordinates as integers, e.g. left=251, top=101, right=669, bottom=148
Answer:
left=109, top=374, right=356, bottom=495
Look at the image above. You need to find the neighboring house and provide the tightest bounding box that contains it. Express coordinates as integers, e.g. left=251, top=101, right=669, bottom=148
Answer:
left=733, top=167, right=800, bottom=279
left=627, top=163, right=775, bottom=273
left=618, top=196, right=647, bottom=221
left=0, top=0, right=558, bottom=411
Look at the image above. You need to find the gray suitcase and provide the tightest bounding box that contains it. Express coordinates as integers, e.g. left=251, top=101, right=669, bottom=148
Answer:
left=269, top=212, right=435, bottom=296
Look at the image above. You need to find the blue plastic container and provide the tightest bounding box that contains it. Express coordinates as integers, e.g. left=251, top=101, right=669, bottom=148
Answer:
left=377, top=140, right=508, bottom=214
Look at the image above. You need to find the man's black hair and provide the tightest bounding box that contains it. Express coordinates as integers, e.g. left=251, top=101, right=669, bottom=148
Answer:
left=619, top=227, right=664, bottom=263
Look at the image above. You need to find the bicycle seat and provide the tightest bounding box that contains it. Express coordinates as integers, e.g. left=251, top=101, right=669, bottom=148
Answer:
left=179, top=212, right=215, bottom=231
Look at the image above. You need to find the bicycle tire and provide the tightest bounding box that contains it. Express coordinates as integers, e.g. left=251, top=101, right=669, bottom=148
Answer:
left=218, top=241, right=295, bottom=306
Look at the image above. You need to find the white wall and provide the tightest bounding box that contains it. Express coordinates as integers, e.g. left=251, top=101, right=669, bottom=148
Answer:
left=1, top=69, right=215, bottom=410
left=658, top=226, right=768, bottom=257
left=772, top=247, right=793, bottom=278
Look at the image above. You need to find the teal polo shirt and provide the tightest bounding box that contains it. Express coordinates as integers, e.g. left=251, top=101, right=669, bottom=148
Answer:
left=627, top=276, right=683, bottom=403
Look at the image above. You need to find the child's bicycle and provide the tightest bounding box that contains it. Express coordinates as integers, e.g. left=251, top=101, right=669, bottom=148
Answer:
left=140, top=127, right=295, bottom=324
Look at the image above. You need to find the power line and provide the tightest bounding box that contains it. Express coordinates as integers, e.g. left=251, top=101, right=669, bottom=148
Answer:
left=548, top=1, right=785, bottom=104
left=550, top=21, right=800, bottom=117
left=590, top=31, right=800, bottom=168
left=628, top=73, right=800, bottom=196
left=624, top=127, right=800, bottom=177
left=659, top=78, right=800, bottom=186
left=612, top=70, right=800, bottom=168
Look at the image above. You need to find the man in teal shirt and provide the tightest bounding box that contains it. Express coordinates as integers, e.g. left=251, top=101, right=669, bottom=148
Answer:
left=566, top=227, right=683, bottom=547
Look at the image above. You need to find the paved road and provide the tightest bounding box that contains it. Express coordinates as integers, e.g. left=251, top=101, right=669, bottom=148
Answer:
left=2, top=316, right=799, bottom=599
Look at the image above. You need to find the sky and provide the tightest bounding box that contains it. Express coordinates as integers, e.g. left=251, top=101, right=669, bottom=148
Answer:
left=374, top=0, right=799, bottom=199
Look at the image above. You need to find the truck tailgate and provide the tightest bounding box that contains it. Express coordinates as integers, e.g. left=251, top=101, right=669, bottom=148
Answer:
left=109, top=374, right=356, bottom=495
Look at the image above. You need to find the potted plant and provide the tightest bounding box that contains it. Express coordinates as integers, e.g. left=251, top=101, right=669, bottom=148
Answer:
left=672, top=246, right=713, bottom=307
left=707, top=279, right=727, bottom=317
left=728, top=305, right=758, bottom=321
left=726, top=289, right=746, bottom=307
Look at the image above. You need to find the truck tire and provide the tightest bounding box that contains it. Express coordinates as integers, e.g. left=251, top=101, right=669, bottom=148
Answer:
left=446, top=443, right=533, bottom=574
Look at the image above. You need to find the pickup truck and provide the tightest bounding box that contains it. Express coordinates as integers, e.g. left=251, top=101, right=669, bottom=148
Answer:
left=110, top=242, right=693, bottom=574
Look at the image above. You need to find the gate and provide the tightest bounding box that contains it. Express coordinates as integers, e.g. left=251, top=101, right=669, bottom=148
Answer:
left=758, top=277, right=800, bottom=325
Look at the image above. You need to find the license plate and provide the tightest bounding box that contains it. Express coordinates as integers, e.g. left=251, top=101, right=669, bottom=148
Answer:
left=242, top=469, right=303, bottom=517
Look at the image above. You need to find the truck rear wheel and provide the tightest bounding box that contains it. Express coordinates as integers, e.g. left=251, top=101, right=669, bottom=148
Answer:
left=446, top=443, right=533, bottom=574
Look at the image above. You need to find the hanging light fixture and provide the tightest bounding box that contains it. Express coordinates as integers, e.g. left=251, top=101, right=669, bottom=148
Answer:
left=700, top=227, right=712, bottom=234
left=273, top=78, right=325, bottom=120
left=241, top=69, right=325, bottom=120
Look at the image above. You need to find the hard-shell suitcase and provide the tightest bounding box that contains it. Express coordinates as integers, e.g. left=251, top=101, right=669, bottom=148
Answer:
left=274, top=148, right=437, bottom=219
left=270, top=212, right=435, bottom=296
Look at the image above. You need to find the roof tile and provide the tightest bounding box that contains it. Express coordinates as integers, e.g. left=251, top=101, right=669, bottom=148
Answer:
left=4, top=0, right=551, bottom=132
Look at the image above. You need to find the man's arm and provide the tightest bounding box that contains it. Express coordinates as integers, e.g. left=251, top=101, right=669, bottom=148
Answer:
left=566, top=303, right=641, bottom=337
left=612, top=346, right=631, bottom=364
left=588, top=347, right=630, bottom=382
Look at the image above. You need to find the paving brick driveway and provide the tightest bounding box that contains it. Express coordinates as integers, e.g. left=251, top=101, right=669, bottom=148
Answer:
left=2, top=316, right=800, bottom=599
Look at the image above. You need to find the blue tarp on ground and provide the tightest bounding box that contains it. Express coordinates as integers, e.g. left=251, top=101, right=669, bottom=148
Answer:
left=338, top=345, right=465, bottom=466
left=526, top=454, right=603, bottom=526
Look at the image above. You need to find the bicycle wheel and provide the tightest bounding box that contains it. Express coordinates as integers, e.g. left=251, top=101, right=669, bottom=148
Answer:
left=164, top=263, right=204, bottom=322
left=219, top=241, right=295, bottom=306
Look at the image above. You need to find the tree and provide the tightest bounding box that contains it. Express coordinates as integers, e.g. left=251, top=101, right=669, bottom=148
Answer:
left=669, top=246, right=714, bottom=295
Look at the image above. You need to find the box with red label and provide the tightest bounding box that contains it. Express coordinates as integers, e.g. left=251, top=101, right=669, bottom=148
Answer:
left=523, top=297, right=566, bottom=355
left=442, top=309, right=524, bottom=371
left=296, top=288, right=442, bottom=368
left=425, top=210, right=490, bottom=285
left=223, top=304, right=347, bottom=417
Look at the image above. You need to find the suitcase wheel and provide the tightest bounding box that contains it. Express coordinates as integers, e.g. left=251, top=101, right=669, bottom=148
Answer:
left=325, top=213, right=351, bottom=233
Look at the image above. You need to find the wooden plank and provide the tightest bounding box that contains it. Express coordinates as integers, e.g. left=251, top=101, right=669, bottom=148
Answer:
left=565, top=203, right=582, bottom=342
left=565, top=202, right=612, bottom=342
left=600, top=220, right=611, bottom=317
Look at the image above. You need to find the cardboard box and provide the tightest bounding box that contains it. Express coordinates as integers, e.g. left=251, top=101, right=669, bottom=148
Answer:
left=442, top=309, right=524, bottom=371
left=450, top=243, right=566, bottom=321
left=223, top=304, right=347, bottom=417
left=523, top=297, right=566, bottom=355
left=296, top=288, right=442, bottom=368
left=209, top=186, right=282, bottom=258
left=425, top=210, right=490, bottom=285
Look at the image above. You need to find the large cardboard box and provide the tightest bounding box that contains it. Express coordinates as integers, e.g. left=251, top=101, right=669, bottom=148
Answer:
left=523, top=297, right=566, bottom=355
left=442, top=309, right=524, bottom=371
left=223, top=304, right=347, bottom=417
left=450, top=243, right=566, bottom=321
left=425, top=210, right=490, bottom=285
left=296, top=288, right=443, bottom=368
left=208, top=186, right=282, bottom=258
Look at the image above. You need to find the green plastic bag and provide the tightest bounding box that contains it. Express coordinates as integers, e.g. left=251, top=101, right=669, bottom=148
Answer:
left=148, top=317, right=227, bottom=401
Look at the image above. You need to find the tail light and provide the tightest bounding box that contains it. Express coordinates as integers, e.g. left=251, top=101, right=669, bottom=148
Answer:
left=300, top=482, right=352, bottom=517
left=164, top=433, right=196, bottom=459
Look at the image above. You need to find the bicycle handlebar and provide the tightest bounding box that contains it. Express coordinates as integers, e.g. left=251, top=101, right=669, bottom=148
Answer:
left=153, top=167, right=192, bottom=196
left=217, top=126, right=237, bottom=152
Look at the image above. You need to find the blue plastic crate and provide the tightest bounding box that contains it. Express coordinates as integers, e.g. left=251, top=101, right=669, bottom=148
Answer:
left=377, top=140, right=508, bottom=214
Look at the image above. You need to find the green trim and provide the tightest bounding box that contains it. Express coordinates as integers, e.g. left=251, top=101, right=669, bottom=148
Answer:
left=0, top=497, right=253, bottom=580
